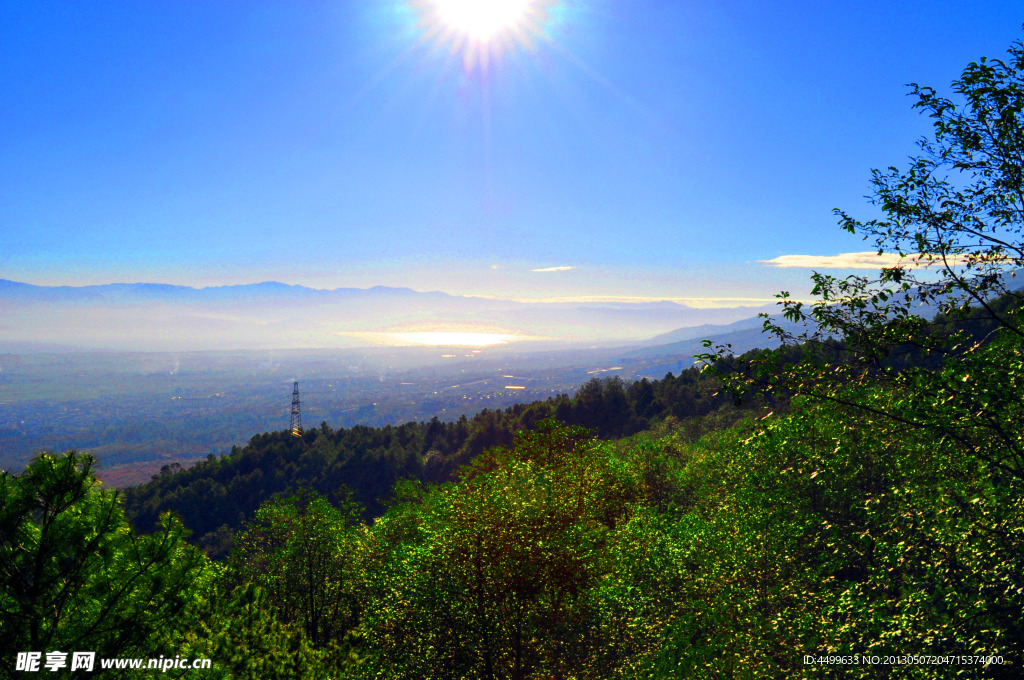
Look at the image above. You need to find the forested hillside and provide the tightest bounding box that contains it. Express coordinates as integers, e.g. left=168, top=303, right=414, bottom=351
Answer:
left=123, top=364, right=761, bottom=557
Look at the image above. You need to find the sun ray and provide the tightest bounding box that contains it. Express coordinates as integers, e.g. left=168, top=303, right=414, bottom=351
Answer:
left=412, top=0, right=554, bottom=70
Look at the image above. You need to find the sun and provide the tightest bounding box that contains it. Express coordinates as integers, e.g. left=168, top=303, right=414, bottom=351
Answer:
left=413, top=0, right=552, bottom=70
left=432, top=0, right=531, bottom=42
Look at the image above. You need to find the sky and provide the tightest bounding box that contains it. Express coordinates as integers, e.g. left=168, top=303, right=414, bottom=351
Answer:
left=3, top=1, right=1023, bottom=306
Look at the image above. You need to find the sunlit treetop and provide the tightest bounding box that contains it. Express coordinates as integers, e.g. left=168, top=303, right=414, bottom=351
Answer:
left=413, top=0, right=554, bottom=70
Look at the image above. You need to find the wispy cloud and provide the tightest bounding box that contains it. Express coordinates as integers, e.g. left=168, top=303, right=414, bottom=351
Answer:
left=760, top=251, right=1008, bottom=269
left=531, top=265, right=575, bottom=272
left=759, top=252, right=906, bottom=269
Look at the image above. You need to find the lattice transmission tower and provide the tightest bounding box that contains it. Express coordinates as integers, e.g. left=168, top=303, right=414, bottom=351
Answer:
left=290, top=381, right=302, bottom=437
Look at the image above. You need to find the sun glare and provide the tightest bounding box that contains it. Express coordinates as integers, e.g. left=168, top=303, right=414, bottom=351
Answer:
left=388, top=331, right=519, bottom=346
left=432, top=0, right=530, bottom=41
left=337, top=330, right=533, bottom=346
left=414, top=0, right=552, bottom=69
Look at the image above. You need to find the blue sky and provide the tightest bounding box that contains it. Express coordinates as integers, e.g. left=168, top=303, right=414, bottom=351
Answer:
left=2, top=1, right=1022, bottom=305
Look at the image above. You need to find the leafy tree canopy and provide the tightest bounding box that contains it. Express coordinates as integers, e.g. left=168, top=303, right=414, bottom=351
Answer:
left=0, top=451, right=213, bottom=677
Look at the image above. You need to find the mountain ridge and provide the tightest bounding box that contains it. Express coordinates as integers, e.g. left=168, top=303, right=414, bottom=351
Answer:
left=0, top=278, right=775, bottom=351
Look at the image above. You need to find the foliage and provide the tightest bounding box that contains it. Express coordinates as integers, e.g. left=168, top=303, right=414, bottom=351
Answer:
left=0, top=451, right=213, bottom=677
left=701, top=37, right=1024, bottom=471
left=178, top=582, right=336, bottom=680
left=349, top=420, right=693, bottom=680
left=229, top=489, right=363, bottom=648
left=650, top=372, right=1022, bottom=676
left=689, top=33, right=1024, bottom=677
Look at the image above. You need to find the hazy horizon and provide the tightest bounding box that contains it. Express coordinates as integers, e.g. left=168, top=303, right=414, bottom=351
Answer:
left=0, top=276, right=776, bottom=351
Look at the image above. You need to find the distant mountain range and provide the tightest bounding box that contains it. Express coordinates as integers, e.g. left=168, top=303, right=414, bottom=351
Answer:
left=0, top=279, right=439, bottom=305
left=0, top=279, right=776, bottom=352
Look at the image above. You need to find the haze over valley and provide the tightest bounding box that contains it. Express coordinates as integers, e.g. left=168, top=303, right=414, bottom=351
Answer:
left=0, top=300, right=783, bottom=484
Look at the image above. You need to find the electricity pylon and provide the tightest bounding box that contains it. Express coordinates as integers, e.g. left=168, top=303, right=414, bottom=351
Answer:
left=290, top=381, right=302, bottom=437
